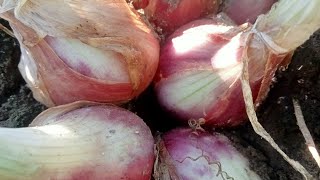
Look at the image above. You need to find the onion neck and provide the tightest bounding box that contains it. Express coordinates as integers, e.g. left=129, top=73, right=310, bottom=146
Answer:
left=255, top=0, right=320, bottom=52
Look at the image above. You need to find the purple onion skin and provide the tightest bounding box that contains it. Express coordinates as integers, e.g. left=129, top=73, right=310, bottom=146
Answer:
left=157, top=128, right=261, bottom=180
left=154, top=15, right=289, bottom=127
left=154, top=18, right=264, bottom=127
left=142, top=0, right=220, bottom=35
left=223, top=0, right=277, bottom=25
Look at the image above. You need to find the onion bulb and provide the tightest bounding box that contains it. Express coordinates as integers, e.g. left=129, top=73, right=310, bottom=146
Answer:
left=154, top=0, right=320, bottom=127
left=0, top=102, right=154, bottom=180
left=155, top=128, right=261, bottom=180
left=132, top=0, right=150, bottom=9
left=139, top=0, right=220, bottom=35
left=0, top=0, right=159, bottom=107
left=223, top=0, right=277, bottom=25
left=154, top=17, right=263, bottom=126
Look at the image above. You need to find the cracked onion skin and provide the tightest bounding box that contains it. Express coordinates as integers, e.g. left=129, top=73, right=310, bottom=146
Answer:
left=0, top=0, right=159, bottom=107
left=0, top=101, right=155, bottom=180
left=155, top=128, right=261, bottom=180
left=154, top=17, right=288, bottom=127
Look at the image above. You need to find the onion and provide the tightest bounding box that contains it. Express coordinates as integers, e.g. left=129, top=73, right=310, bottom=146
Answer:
left=154, top=17, right=262, bottom=127
left=0, top=0, right=159, bottom=107
left=155, top=128, right=260, bottom=180
left=132, top=0, right=150, bottom=9
left=154, top=0, right=320, bottom=127
left=0, top=102, right=154, bottom=180
left=140, top=0, right=220, bottom=35
left=223, top=0, right=277, bottom=25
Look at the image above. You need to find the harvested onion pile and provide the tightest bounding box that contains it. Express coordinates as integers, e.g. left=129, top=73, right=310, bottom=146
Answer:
left=0, top=0, right=320, bottom=179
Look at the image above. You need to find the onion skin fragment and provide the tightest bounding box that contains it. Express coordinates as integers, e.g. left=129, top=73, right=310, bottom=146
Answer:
left=155, top=128, right=261, bottom=180
left=154, top=17, right=289, bottom=127
left=142, top=0, right=220, bottom=35
left=0, top=101, right=154, bottom=180
left=0, top=0, right=159, bottom=107
left=223, top=0, right=277, bottom=25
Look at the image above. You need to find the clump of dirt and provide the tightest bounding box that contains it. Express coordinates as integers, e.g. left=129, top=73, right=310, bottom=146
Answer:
left=0, top=16, right=320, bottom=179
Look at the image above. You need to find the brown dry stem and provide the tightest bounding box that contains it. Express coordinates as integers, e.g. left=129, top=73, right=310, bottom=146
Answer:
left=153, top=138, right=181, bottom=180
left=240, top=32, right=313, bottom=179
left=293, top=99, right=320, bottom=169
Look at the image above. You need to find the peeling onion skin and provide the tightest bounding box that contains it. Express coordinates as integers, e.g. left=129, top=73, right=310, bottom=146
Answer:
left=141, top=0, right=220, bottom=35
left=223, top=0, right=277, bottom=25
left=0, top=0, right=159, bottom=107
left=154, top=17, right=288, bottom=127
left=155, top=128, right=261, bottom=180
left=0, top=101, right=155, bottom=180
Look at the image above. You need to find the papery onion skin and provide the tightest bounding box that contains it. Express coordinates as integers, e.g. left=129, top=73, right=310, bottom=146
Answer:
left=0, top=0, right=159, bottom=107
left=155, top=128, right=261, bottom=180
left=142, top=0, right=220, bottom=35
left=223, top=0, right=277, bottom=25
left=154, top=17, right=274, bottom=127
left=0, top=101, right=154, bottom=180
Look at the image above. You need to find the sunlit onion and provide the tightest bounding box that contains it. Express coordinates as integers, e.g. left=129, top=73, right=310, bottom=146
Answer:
left=154, top=0, right=320, bottom=127
left=0, top=0, right=159, bottom=107
left=0, top=101, right=155, bottom=179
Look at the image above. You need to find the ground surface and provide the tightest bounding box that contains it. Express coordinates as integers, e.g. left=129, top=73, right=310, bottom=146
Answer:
left=0, top=17, right=320, bottom=179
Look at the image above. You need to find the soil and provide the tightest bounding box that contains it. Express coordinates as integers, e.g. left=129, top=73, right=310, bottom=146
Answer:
left=1, top=16, right=320, bottom=179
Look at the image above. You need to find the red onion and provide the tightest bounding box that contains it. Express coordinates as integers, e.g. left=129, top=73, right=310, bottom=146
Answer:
left=141, top=0, right=220, bottom=35
left=154, top=0, right=320, bottom=127
left=0, top=102, right=155, bottom=179
left=223, top=0, right=277, bottom=25
left=0, top=0, right=159, bottom=107
left=132, top=0, right=150, bottom=9
left=152, top=4, right=318, bottom=174
left=154, top=17, right=266, bottom=127
left=155, top=128, right=261, bottom=179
